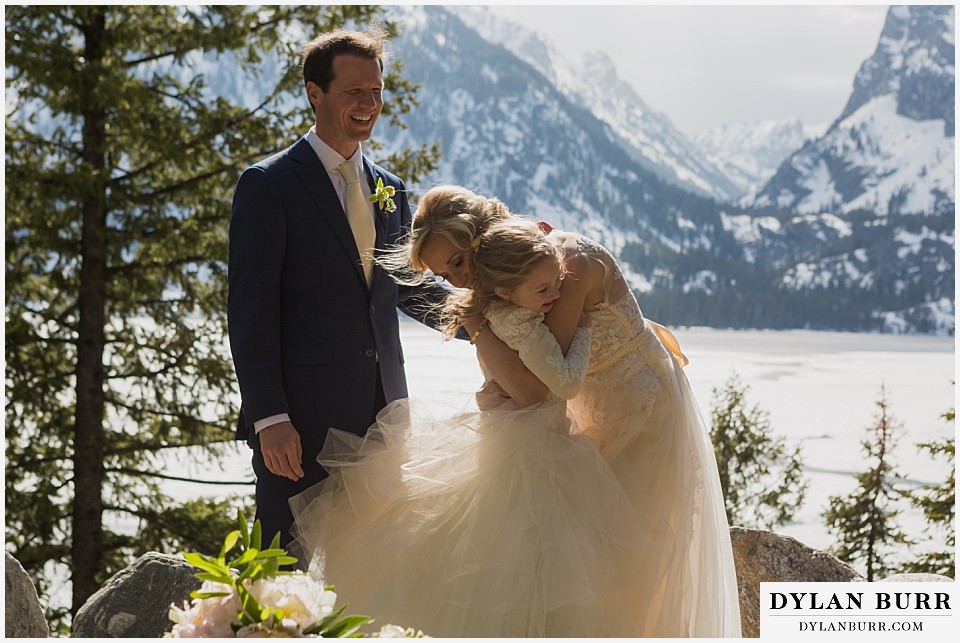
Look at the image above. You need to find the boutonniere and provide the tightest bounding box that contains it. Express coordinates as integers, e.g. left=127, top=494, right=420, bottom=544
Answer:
left=368, top=177, right=397, bottom=216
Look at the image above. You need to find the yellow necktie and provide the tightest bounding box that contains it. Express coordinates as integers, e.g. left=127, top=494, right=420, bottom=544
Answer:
left=337, top=161, right=375, bottom=287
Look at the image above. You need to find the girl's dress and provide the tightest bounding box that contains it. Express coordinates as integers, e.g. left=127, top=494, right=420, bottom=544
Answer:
left=290, top=238, right=741, bottom=638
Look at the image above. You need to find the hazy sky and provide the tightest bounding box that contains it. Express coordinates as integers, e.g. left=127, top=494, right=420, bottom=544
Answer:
left=484, top=3, right=891, bottom=135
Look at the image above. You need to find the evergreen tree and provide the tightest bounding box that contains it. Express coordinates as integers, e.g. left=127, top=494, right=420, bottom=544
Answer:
left=709, top=372, right=807, bottom=529
left=823, top=385, right=914, bottom=580
left=5, top=5, right=439, bottom=629
left=899, top=407, right=955, bottom=578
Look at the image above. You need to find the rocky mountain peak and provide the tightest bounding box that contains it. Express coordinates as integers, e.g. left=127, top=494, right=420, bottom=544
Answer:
left=838, top=5, right=955, bottom=135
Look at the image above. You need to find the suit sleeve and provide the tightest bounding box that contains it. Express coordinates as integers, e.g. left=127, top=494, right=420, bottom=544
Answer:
left=389, top=177, right=468, bottom=340
left=228, top=166, right=289, bottom=430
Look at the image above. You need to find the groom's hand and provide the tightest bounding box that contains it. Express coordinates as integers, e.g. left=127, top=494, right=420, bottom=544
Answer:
left=259, top=421, right=304, bottom=481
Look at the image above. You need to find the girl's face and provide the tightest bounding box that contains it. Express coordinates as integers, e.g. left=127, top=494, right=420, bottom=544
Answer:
left=419, top=233, right=473, bottom=288
left=496, top=256, right=563, bottom=313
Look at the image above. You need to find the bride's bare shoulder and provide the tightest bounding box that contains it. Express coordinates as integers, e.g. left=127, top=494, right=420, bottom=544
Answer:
left=547, top=232, right=595, bottom=281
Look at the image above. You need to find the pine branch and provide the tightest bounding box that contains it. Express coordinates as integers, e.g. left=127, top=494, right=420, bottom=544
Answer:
left=110, top=94, right=279, bottom=187
left=108, top=466, right=253, bottom=485
left=104, top=395, right=233, bottom=432
left=103, top=439, right=235, bottom=458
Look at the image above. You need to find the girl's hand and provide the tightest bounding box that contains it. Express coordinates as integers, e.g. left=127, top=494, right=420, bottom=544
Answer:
left=476, top=379, right=512, bottom=410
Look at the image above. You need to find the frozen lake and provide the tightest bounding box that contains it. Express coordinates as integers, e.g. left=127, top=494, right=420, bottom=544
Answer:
left=168, top=320, right=956, bottom=558
left=399, top=320, right=955, bottom=553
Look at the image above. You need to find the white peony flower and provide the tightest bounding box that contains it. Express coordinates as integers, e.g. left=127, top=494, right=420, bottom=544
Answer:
left=168, top=580, right=241, bottom=638
left=376, top=624, right=408, bottom=638
left=244, top=573, right=337, bottom=633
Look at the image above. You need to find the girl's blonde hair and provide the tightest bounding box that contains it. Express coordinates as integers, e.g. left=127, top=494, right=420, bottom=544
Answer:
left=377, top=185, right=512, bottom=286
left=439, top=218, right=564, bottom=338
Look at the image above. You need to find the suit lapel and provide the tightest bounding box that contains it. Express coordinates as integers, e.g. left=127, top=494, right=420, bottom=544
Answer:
left=363, top=157, right=387, bottom=291
left=291, top=138, right=368, bottom=289
left=363, top=156, right=386, bottom=242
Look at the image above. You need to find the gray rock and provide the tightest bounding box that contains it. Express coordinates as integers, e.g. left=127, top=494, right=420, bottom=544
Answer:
left=71, top=552, right=201, bottom=638
left=730, top=527, right=864, bottom=638
left=880, top=572, right=955, bottom=582
left=5, top=552, right=50, bottom=638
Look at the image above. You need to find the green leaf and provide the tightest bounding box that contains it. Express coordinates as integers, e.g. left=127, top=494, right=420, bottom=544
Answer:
left=219, top=530, right=241, bottom=561
left=196, top=571, right=236, bottom=584
left=239, top=511, right=250, bottom=549
left=190, top=589, right=234, bottom=599
left=322, top=615, right=371, bottom=637
left=305, top=604, right=347, bottom=635
left=239, top=587, right=263, bottom=623
left=251, top=520, right=262, bottom=551
left=228, top=547, right=259, bottom=568
left=183, top=552, right=229, bottom=576
left=238, top=561, right=262, bottom=581
left=257, top=548, right=289, bottom=559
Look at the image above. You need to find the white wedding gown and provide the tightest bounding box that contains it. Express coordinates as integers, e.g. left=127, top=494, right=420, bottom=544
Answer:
left=290, top=249, right=741, bottom=637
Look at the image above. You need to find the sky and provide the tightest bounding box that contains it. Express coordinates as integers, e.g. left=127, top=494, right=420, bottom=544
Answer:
left=482, top=3, right=891, bottom=136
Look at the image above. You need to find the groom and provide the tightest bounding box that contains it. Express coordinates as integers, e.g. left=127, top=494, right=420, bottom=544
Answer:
left=228, top=27, right=445, bottom=555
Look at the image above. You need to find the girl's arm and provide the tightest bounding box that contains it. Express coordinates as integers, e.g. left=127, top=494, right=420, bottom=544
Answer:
left=485, top=304, right=592, bottom=400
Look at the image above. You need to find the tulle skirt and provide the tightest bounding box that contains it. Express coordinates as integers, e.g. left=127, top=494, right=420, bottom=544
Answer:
left=289, top=397, right=658, bottom=637
left=569, top=319, right=742, bottom=637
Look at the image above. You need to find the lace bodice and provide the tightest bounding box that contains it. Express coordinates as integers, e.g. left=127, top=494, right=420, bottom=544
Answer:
left=584, top=292, right=665, bottom=375
left=484, top=301, right=593, bottom=400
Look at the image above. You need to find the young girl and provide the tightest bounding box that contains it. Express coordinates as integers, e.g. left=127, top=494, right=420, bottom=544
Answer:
left=290, top=218, right=651, bottom=637
left=391, top=185, right=741, bottom=637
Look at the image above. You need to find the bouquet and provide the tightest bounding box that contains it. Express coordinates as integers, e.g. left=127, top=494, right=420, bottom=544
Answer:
left=167, top=511, right=426, bottom=638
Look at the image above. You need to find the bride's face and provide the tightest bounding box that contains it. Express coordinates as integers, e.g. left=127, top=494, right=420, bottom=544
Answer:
left=419, top=233, right=473, bottom=288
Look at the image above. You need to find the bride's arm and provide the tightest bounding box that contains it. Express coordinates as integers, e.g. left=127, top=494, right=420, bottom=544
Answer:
left=543, top=251, right=592, bottom=354
left=461, top=316, right=550, bottom=407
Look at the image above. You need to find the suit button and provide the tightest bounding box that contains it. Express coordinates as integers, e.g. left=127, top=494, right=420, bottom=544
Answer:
left=369, top=305, right=375, bottom=315
left=364, top=348, right=375, bottom=358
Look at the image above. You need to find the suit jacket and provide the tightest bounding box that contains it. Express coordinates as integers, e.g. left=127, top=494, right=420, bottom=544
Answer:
left=228, top=136, right=443, bottom=456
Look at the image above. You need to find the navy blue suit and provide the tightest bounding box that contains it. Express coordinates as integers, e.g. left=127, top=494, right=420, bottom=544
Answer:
left=228, top=136, right=443, bottom=550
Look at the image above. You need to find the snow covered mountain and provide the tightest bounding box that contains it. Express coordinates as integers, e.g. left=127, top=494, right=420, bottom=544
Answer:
left=720, top=5, right=955, bottom=334
left=694, top=119, right=821, bottom=199
left=374, top=5, right=952, bottom=333
left=379, top=5, right=727, bottom=263
left=447, top=5, right=745, bottom=203
left=751, top=5, right=955, bottom=216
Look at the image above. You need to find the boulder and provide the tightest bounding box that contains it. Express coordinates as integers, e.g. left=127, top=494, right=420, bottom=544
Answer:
left=71, top=552, right=201, bottom=638
left=879, top=572, right=954, bottom=582
left=5, top=552, right=50, bottom=638
left=730, top=527, right=864, bottom=638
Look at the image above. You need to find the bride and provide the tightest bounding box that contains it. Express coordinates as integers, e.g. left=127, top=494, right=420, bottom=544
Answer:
left=290, top=186, right=741, bottom=637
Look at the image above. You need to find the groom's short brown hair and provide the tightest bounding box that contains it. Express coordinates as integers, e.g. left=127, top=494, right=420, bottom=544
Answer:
left=301, top=27, right=387, bottom=93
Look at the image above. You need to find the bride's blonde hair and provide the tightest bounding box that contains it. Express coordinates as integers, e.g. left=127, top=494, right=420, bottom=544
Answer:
left=376, top=184, right=512, bottom=286
left=439, top=218, right=564, bottom=338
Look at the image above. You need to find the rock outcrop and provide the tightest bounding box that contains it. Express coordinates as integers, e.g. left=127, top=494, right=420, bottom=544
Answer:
left=5, top=552, right=50, bottom=638
left=730, top=527, right=865, bottom=638
left=879, top=572, right=954, bottom=582
left=71, top=552, right=201, bottom=638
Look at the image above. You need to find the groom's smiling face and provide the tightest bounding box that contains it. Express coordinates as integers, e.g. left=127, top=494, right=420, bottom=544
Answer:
left=309, top=53, right=384, bottom=158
